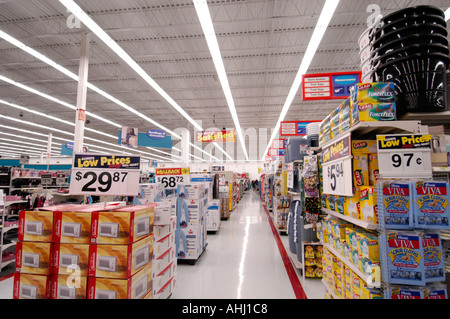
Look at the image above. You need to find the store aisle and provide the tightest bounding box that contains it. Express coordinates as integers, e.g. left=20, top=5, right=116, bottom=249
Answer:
left=172, top=192, right=299, bottom=299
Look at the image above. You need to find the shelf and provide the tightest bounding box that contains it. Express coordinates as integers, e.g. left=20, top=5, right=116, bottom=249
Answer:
left=433, top=167, right=450, bottom=173
left=1, top=259, right=15, bottom=269
left=322, top=208, right=379, bottom=230
left=319, top=120, right=423, bottom=150
left=2, top=225, right=18, bottom=233
left=5, top=200, right=28, bottom=207
left=321, top=278, right=340, bottom=299
left=322, top=241, right=373, bottom=286
left=1, top=242, right=16, bottom=251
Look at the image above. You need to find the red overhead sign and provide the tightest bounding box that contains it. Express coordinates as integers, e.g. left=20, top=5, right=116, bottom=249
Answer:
left=302, top=71, right=361, bottom=101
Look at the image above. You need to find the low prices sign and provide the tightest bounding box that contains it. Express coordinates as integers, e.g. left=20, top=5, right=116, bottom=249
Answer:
left=155, top=167, right=190, bottom=189
left=377, top=134, right=432, bottom=178
left=69, top=154, right=141, bottom=196
left=196, top=130, right=236, bottom=143
left=322, top=133, right=353, bottom=196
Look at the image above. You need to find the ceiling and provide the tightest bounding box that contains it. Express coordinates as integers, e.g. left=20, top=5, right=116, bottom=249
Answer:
left=0, top=0, right=449, bottom=162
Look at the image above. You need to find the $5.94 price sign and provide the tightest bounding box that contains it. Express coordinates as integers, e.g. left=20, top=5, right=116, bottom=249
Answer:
left=322, top=133, right=353, bottom=196
left=69, top=154, right=141, bottom=196
left=377, top=134, right=432, bottom=178
left=155, top=168, right=190, bottom=189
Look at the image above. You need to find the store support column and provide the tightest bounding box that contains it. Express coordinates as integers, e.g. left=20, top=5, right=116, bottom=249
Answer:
left=73, top=32, right=90, bottom=154
left=181, top=129, right=190, bottom=166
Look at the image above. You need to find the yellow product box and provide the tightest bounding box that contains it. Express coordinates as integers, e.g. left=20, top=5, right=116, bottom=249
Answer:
left=13, top=273, right=51, bottom=299
left=90, top=205, right=155, bottom=245
left=344, top=187, right=361, bottom=219
left=18, top=210, right=54, bottom=242
left=50, top=274, right=88, bottom=299
left=88, top=234, right=153, bottom=279
left=326, top=194, right=336, bottom=211
left=333, top=236, right=341, bottom=252
left=334, top=284, right=344, bottom=298
left=53, top=211, right=92, bottom=244
left=327, top=232, right=334, bottom=247
left=359, top=186, right=378, bottom=224
left=357, top=231, right=379, bottom=261
left=368, top=154, right=379, bottom=186
left=346, top=228, right=360, bottom=251
left=353, top=155, right=369, bottom=187
left=87, top=263, right=152, bottom=299
left=16, top=241, right=53, bottom=275
left=331, top=220, right=353, bottom=239
left=324, top=219, right=333, bottom=234
left=344, top=266, right=352, bottom=284
left=359, top=257, right=381, bottom=278
left=351, top=140, right=377, bottom=155
left=51, top=243, right=90, bottom=276
left=361, top=286, right=383, bottom=299
left=334, top=269, right=344, bottom=288
left=351, top=272, right=367, bottom=297
left=340, top=239, right=349, bottom=258
left=350, top=248, right=361, bottom=267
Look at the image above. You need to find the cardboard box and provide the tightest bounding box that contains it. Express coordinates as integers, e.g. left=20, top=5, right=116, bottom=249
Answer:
left=16, top=241, right=53, bottom=275
left=178, top=198, right=204, bottom=227
left=344, top=187, right=361, bottom=219
left=368, top=154, right=379, bottom=185
left=154, top=216, right=176, bottom=241
left=351, top=140, right=377, bottom=155
left=87, top=263, right=152, bottom=299
left=88, top=235, right=153, bottom=279
left=353, top=155, right=369, bottom=187
left=90, top=205, right=154, bottom=245
left=50, top=274, right=88, bottom=299
left=359, top=186, right=378, bottom=224
left=153, top=276, right=175, bottom=300
left=153, top=246, right=176, bottom=274
left=154, top=232, right=175, bottom=257
left=175, top=226, right=204, bottom=260
left=132, top=183, right=164, bottom=205
left=178, top=183, right=205, bottom=199
left=13, top=273, right=51, bottom=299
left=51, top=243, right=90, bottom=276
left=53, top=211, right=92, bottom=244
left=18, top=210, right=54, bottom=242
left=152, top=260, right=177, bottom=293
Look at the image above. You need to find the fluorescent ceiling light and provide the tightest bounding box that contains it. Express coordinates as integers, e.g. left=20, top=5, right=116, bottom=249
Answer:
left=58, top=0, right=230, bottom=162
left=193, top=0, right=249, bottom=161
left=0, top=98, right=117, bottom=140
left=59, top=0, right=202, bottom=132
left=262, top=0, right=339, bottom=160
left=445, top=7, right=450, bottom=20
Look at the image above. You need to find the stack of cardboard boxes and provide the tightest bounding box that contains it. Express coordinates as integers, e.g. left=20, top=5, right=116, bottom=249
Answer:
left=151, top=201, right=177, bottom=299
left=176, top=184, right=207, bottom=261
left=13, top=203, right=156, bottom=299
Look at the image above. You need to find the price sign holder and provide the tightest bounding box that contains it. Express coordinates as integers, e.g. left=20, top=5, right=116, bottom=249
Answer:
left=155, top=168, right=190, bottom=189
left=322, top=132, right=353, bottom=196
left=376, top=134, right=432, bottom=179
left=40, top=173, right=53, bottom=186
left=69, top=154, right=141, bottom=196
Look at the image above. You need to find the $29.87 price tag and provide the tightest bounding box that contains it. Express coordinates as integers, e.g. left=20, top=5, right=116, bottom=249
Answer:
left=69, top=154, right=140, bottom=196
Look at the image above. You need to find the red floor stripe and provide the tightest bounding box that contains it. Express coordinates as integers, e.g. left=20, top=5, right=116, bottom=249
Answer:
left=0, top=273, right=14, bottom=282
left=263, top=204, right=307, bottom=299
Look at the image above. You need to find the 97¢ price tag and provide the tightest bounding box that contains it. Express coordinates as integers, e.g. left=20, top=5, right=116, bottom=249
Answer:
left=377, top=134, right=432, bottom=178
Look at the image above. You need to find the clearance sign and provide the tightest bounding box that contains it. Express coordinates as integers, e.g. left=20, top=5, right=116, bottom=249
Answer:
left=196, top=130, right=236, bottom=143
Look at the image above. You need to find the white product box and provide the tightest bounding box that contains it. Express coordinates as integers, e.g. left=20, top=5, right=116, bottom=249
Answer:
left=175, top=226, right=204, bottom=260
left=153, top=246, right=176, bottom=274
left=152, top=260, right=177, bottom=293
left=206, top=209, right=221, bottom=232
left=133, top=183, right=164, bottom=205
left=178, top=184, right=205, bottom=199
left=154, top=232, right=175, bottom=257
left=178, top=198, right=204, bottom=227
left=154, top=216, right=176, bottom=241
left=153, top=202, right=172, bottom=226
left=153, top=275, right=176, bottom=300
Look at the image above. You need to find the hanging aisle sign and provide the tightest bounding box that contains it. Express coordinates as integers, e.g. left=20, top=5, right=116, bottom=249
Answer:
left=322, top=133, right=353, bottom=196
left=376, top=134, right=432, bottom=178
left=302, top=71, right=361, bottom=101
left=69, top=154, right=141, bottom=196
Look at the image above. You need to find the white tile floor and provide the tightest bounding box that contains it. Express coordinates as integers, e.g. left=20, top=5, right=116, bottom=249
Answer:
left=0, top=191, right=324, bottom=299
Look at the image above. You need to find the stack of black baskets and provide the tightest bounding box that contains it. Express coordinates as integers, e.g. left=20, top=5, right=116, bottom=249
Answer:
left=369, top=5, right=449, bottom=116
